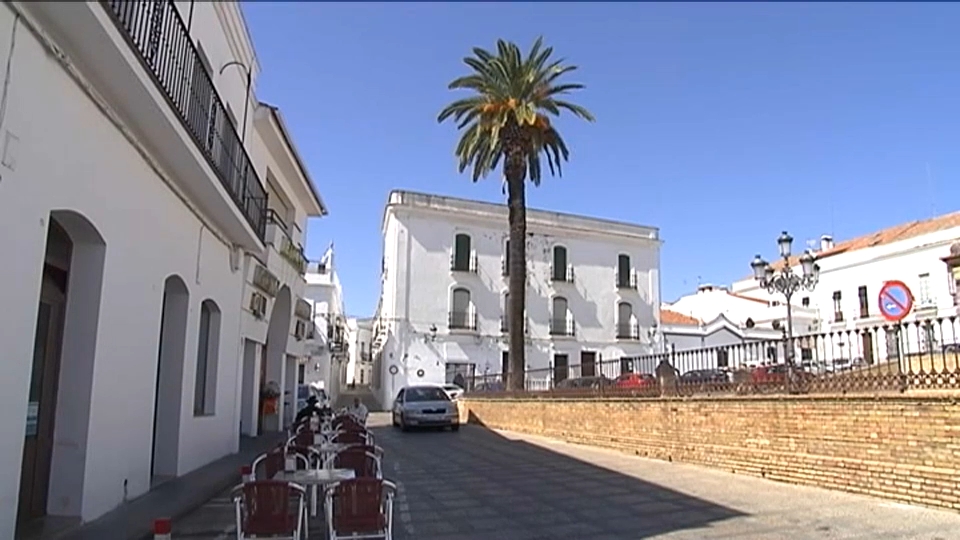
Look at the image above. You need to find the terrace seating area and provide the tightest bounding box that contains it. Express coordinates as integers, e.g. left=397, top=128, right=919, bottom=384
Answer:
left=233, top=409, right=396, bottom=539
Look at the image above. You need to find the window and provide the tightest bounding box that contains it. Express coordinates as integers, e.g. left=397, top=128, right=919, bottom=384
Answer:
left=553, top=354, right=569, bottom=383
left=918, top=273, right=932, bottom=306
left=617, top=302, right=635, bottom=339
left=449, top=287, right=473, bottom=329
left=858, top=286, right=869, bottom=318
left=297, top=364, right=305, bottom=385
left=501, top=293, right=509, bottom=332
left=801, top=297, right=810, bottom=307
left=552, top=246, right=569, bottom=281
left=716, top=349, right=729, bottom=368
left=551, top=297, right=570, bottom=335
left=501, top=351, right=509, bottom=377
left=193, top=300, right=221, bottom=416
left=619, top=358, right=633, bottom=375
left=502, top=240, right=510, bottom=276
left=832, top=291, right=843, bottom=322
left=452, top=234, right=472, bottom=272
left=617, top=254, right=631, bottom=288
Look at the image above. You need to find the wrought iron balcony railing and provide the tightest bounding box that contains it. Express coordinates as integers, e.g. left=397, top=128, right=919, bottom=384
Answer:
left=550, top=318, right=575, bottom=337
left=102, top=0, right=268, bottom=240
left=617, top=322, right=640, bottom=340
left=449, top=311, right=478, bottom=331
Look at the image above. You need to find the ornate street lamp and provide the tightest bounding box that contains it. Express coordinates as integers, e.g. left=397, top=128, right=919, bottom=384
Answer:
left=750, top=231, right=820, bottom=364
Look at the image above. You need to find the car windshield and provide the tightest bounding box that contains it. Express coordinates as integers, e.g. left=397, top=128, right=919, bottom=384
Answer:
left=405, top=387, right=451, bottom=402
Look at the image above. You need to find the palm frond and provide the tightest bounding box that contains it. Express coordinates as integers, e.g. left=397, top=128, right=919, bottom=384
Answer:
left=438, top=37, right=593, bottom=184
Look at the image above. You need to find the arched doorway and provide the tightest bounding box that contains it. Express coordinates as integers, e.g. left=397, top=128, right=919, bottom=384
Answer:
left=19, top=210, right=105, bottom=527
left=260, top=286, right=291, bottom=433
left=150, top=276, right=189, bottom=485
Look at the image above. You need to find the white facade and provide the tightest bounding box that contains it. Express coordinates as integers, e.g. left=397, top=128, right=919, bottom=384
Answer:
left=0, top=2, right=324, bottom=536
left=346, top=318, right=374, bottom=386
left=731, top=215, right=960, bottom=360
left=667, top=284, right=819, bottom=337
left=236, top=104, right=326, bottom=437
left=372, top=190, right=662, bottom=409
left=302, top=250, right=349, bottom=404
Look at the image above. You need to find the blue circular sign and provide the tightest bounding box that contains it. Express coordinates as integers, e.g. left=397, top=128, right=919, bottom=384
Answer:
left=878, top=281, right=913, bottom=322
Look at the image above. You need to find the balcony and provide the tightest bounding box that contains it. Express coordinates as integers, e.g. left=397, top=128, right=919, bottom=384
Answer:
left=550, top=318, right=575, bottom=337
left=551, top=265, right=574, bottom=283
left=617, top=322, right=640, bottom=340
left=450, top=250, right=478, bottom=273
left=449, top=311, right=478, bottom=331
left=26, top=1, right=268, bottom=247
left=617, top=270, right=638, bottom=290
left=104, top=1, right=268, bottom=237
left=266, top=210, right=307, bottom=275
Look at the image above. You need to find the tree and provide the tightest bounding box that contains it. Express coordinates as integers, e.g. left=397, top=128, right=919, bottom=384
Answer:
left=438, top=37, right=594, bottom=391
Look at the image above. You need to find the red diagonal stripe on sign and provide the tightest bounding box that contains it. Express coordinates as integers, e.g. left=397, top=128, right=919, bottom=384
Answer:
left=881, top=288, right=907, bottom=313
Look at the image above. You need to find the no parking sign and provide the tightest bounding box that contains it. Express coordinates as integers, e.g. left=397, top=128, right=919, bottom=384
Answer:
left=878, top=280, right=913, bottom=322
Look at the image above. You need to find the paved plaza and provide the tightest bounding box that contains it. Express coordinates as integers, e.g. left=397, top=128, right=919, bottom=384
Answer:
left=171, top=412, right=960, bottom=539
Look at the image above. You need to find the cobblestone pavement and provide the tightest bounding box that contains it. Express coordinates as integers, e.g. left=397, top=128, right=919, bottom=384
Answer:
left=171, top=412, right=960, bottom=539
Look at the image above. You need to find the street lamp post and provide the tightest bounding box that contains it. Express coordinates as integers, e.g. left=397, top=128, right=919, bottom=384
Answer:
left=750, top=231, right=820, bottom=365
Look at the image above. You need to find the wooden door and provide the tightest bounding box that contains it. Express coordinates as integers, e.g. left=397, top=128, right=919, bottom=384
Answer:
left=19, top=267, right=67, bottom=523
left=861, top=332, right=875, bottom=365
left=581, top=351, right=597, bottom=377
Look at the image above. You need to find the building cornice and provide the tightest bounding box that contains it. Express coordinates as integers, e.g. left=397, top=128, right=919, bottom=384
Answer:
left=382, top=190, right=661, bottom=245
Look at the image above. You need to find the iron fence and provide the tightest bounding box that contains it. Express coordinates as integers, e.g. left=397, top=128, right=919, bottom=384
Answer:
left=464, top=317, right=960, bottom=397
left=102, top=0, right=268, bottom=240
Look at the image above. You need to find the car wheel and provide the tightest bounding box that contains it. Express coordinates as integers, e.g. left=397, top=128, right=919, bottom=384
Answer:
left=399, top=414, right=409, bottom=432
left=392, top=412, right=399, bottom=427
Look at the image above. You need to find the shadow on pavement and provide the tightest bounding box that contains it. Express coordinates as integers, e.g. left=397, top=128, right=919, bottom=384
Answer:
left=368, top=413, right=746, bottom=540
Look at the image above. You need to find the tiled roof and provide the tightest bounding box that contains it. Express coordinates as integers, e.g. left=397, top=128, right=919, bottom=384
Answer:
left=769, top=210, right=960, bottom=271
left=660, top=309, right=700, bottom=326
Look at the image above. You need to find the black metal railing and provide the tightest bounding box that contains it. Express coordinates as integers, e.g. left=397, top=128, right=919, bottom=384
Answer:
left=267, top=211, right=307, bottom=274
left=449, top=311, right=478, bottom=330
left=465, top=317, right=960, bottom=397
left=616, top=322, right=639, bottom=340
left=102, top=1, right=267, bottom=240
left=617, top=271, right=637, bottom=289
left=551, top=265, right=574, bottom=283
left=549, top=318, right=575, bottom=336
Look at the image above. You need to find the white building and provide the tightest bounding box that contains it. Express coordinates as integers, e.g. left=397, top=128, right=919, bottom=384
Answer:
left=371, top=190, right=662, bottom=408
left=302, top=249, right=349, bottom=403
left=0, top=2, right=324, bottom=536
left=235, top=104, right=326, bottom=437
left=665, top=284, right=818, bottom=345
left=346, top=318, right=374, bottom=386
left=731, top=213, right=960, bottom=363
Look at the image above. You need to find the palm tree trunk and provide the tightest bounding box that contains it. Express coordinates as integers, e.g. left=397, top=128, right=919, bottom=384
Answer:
left=505, top=157, right=527, bottom=391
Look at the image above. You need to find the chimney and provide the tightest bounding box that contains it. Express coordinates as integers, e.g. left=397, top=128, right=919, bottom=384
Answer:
left=820, top=235, right=834, bottom=252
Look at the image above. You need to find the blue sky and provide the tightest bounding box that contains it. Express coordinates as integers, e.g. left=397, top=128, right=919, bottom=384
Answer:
left=243, top=2, right=960, bottom=316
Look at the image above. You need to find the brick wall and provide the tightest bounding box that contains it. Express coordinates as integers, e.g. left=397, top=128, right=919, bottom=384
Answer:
left=463, top=395, right=960, bottom=511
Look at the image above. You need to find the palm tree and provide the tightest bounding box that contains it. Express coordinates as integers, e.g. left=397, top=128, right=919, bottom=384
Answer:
left=438, top=37, right=594, bottom=391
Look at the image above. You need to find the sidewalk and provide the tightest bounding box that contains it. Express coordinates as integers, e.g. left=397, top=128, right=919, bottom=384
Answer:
left=59, top=434, right=282, bottom=540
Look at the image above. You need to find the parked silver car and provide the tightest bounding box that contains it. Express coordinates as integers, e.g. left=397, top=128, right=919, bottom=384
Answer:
left=392, top=385, right=459, bottom=432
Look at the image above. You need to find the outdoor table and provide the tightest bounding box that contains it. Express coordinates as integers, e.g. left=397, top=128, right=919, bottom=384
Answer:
left=314, top=442, right=351, bottom=463
left=273, top=468, right=356, bottom=518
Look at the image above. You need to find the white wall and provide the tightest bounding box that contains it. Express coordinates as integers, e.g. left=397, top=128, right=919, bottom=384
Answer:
left=0, top=2, right=252, bottom=532
left=732, top=228, right=960, bottom=356
left=373, top=191, right=662, bottom=408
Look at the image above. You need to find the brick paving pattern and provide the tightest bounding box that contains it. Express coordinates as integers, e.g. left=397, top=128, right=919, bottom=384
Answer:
left=172, top=412, right=960, bottom=539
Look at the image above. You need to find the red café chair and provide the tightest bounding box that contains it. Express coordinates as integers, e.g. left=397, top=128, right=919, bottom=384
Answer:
left=324, top=447, right=382, bottom=479
left=233, top=480, right=307, bottom=540
left=332, top=428, right=373, bottom=446
left=252, top=446, right=314, bottom=481
left=333, top=415, right=364, bottom=431
left=325, top=478, right=397, bottom=540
